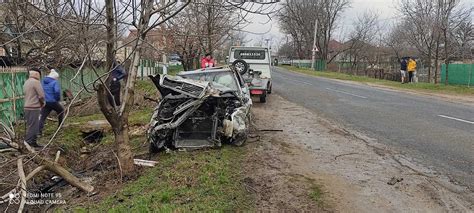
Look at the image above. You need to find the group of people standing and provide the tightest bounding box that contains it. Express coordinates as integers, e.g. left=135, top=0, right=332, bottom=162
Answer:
left=23, top=68, right=64, bottom=148
left=400, top=57, right=417, bottom=84
left=22, top=61, right=126, bottom=148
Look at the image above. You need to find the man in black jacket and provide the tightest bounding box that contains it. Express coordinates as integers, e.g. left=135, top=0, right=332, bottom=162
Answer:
left=400, top=57, right=408, bottom=84
left=108, top=60, right=127, bottom=107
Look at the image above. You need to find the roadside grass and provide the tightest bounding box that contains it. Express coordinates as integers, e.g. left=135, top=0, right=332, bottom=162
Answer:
left=309, top=184, right=325, bottom=207
left=73, top=146, right=253, bottom=212
left=280, top=65, right=474, bottom=96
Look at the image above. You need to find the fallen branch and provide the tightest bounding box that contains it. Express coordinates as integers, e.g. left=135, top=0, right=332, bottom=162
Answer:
left=112, top=151, right=123, bottom=183
left=33, top=155, right=94, bottom=193
left=0, top=148, right=16, bottom=153
left=17, top=158, right=26, bottom=213
left=133, top=159, right=158, bottom=167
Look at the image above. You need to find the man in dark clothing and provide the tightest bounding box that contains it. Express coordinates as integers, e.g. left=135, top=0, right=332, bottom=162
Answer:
left=400, top=57, right=408, bottom=84
left=23, top=68, right=45, bottom=147
left=39, top=69, right=64, bottom=135
left=108, top=60, right=126, bottom=107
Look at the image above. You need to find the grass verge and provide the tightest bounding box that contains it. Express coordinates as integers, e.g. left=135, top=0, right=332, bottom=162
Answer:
left=72, top=146, right=253, bottom=212
left=280, top=65, right=474, bottom=96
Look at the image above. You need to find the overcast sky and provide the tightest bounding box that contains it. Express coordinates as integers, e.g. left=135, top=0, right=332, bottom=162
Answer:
left=241, top=0, right=402, bottom=49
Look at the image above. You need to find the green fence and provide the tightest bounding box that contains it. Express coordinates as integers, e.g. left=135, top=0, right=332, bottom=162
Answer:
left=0, top=67, right=28, bottom=124
left=441, top=64, right=474, bottom=86
left=0, top=67, right=102, bottom=125
left=290, top=60, right=326, bottom=71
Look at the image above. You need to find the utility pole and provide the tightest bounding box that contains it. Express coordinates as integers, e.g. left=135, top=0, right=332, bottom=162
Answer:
left=311, top=19, right=318, bottom=70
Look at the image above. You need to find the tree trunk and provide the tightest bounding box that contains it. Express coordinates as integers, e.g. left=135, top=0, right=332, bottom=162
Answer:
left=114, top=126, right=134, bottom=174
left=428, top=50, right=432, bottom=83
left=444, top=29, right=449, bottom=85
left=445, top=62, right=449, bottom=85
left=434, top=40, right=440, bottom=84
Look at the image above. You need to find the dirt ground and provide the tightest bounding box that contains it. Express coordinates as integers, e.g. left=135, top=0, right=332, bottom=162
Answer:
left=244, top=94, right=473, bottom=212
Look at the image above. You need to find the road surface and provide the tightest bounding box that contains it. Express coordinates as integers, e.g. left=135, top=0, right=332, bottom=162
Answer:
left=272, top=66, right=474, bottom=190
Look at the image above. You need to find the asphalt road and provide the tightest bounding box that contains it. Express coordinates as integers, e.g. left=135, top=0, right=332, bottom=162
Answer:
left=272, top=66, right=474, bottom=190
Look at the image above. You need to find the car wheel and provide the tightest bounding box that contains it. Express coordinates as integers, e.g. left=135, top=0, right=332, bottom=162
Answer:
left=232, top=59, right=249, bottom=75
left=267, top=83, right=272, bottom=94
left=260, top=92, right=267, bottom=103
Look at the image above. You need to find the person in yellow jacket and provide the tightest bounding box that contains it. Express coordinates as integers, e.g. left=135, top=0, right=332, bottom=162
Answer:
left=407, top=57, right=417, bottom=83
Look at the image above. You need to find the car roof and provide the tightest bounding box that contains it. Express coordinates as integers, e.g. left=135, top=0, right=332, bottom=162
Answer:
left=178, top=67, right=235, bottom=76
left=230, top=46, right=268, bottom=51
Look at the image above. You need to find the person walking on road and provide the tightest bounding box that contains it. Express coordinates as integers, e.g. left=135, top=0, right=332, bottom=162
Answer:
left=400, top=57, right=408, bottom=84
left=201, top=53, right=216, bottom=69
left=39, top=69, right=64, bottom=135
left=23, top=68, right=45, bottom=148
left=407, top=57, right=417, bottom=83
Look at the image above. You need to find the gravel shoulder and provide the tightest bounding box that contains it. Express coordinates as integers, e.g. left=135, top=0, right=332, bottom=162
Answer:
left=245, top=94, right=473, bottom=212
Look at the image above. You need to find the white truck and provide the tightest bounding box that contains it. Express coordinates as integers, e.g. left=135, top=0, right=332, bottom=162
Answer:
left=228, top=46, right=272, bottom=103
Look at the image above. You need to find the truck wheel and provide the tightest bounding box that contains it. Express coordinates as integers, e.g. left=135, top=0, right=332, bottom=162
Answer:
left=260, top=92, right=267, bottom=103
left=267, top=84, right=272, bottom=94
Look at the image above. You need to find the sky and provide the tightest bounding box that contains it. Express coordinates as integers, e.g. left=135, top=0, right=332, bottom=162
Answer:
left=242, top=0, right=472, bottom=50
left=241, top=0, right=400, bottom=49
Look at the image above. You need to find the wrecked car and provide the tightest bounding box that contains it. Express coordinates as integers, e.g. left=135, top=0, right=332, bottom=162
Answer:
left=147, top=66, right=252, bottom=152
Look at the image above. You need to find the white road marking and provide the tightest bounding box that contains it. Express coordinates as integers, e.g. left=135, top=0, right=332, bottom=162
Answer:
left=325, top=88, right=368, bottom=99
left=438, top=115, right=474, bottom=125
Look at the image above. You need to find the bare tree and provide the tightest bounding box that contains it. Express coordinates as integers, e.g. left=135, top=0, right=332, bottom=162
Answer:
left=344, top=11, right=380, bottom=72
left=278, top=0, right=349, bottom=61
left=398, top=0, right=471, bottom=84
left=167, top=1, right=276, bottom=70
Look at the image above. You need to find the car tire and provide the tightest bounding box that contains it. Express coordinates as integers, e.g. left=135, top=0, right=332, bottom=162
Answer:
left=260, top=92, right=267, bottom=103
left=267, top=83, right=272, bottom=94
left=232, top=59, right=249, bottom=75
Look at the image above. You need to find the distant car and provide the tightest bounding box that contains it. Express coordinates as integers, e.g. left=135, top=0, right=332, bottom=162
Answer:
left=147, top=65, right=252, bottom=152
left=228, top=46, right=272, bottom=103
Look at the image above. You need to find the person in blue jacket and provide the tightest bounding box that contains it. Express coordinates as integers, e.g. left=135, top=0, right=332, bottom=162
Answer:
left=108, top=60, right=127, bottom=107
left=39, top=69, right=64, bottom=134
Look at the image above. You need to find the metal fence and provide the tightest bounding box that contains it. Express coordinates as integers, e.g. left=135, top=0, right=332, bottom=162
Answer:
left=329, top=61, right=431, bottom=83
left=0, top=67, right=101, bottom=125
left=0, top=67, right=28, bottom=124
left=282, top=59, right=326, bottom=71
left=441, top=64, right=474, bottom=86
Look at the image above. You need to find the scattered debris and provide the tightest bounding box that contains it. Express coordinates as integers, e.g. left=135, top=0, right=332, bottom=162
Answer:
left=259, top=129, right=284, bottom=132
left=387, top=177, right=404, bottom=185
left=133, top=159, right=158, bottom=167
left=334, top=152, right=359, bottom=160
left=81, top=130, right=104, bottom=144
left=81, top=120, right=111, bottom=132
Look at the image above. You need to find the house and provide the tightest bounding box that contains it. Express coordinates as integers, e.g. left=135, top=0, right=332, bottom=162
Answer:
left=119, top=28, right=175, bottom=62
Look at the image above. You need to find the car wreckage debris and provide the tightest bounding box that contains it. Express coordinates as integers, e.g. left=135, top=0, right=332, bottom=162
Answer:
left=147, top=67, right=252, bottom=152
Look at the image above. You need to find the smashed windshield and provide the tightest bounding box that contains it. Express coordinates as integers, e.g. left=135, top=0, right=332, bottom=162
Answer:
left=181, top=72, right=239, bottom=91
